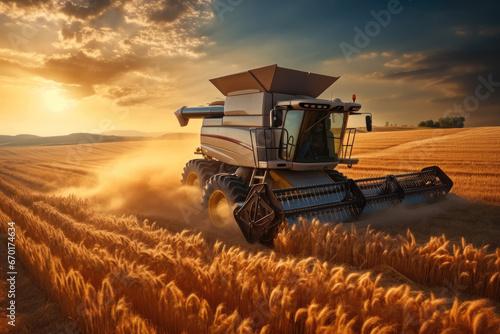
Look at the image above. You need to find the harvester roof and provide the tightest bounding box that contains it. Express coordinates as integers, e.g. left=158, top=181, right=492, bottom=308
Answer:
left=209, top=64, right=339, bottom=98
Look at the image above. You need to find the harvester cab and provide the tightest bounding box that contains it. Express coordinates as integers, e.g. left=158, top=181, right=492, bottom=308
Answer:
left=175, top=65, right=453, bottom=245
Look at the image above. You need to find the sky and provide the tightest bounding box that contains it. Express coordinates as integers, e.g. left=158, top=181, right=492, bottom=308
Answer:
left=0, top=0, right=499, bottom=136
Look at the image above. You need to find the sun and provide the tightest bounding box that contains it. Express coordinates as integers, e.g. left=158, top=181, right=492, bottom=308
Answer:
left=43, top=89, right=71, bottom=113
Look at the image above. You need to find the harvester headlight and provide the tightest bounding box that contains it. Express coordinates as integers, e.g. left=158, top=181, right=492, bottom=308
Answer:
left=299, top=102, right=331, bottom=109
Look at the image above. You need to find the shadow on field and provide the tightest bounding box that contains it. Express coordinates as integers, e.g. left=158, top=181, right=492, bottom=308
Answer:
left=355, top=194, right=500, bottom=250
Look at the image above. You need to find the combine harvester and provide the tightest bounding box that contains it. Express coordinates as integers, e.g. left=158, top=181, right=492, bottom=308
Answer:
left=175, top=65, right=453, bottom=244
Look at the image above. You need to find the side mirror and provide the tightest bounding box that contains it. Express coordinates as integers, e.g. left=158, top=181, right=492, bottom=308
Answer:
left=366, top=115, right=372, bottom=132
left=272, top=109, right=283, bottom=127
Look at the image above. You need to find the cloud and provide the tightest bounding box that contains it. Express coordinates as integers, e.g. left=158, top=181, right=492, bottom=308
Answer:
left=60, top=0, right=116, bottom=20
left=359, top=51, right=392, bottom=59
left=0, top=0, right=214, bottom=105
left=36, top=51, right=146, bottom=96
left=0, top=50, right=148, bottom=99
left=0, top=0, right=52, bottom=9
left=383, top=53, right=426, bottom=69
left=62, top=82, right=96, bottom=98
left=361, top=38, right=500, bottom=126
left=378, top=41, right=500, bottom=97
left=103, top=86, right=157, bottom=106
left=478, top=26, right=500, bottom=36
left=0, top=57, right=28, bottom=78
left=60, top=20, right=83, bottom=41
left=452, top=25, right=500, bottom=37
left=453, top=26, right=472, bottom=36
left=148, top=0, right=195, bottom=23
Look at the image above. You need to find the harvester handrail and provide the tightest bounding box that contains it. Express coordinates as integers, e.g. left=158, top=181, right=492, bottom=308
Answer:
left=250, top=127, right=290, bottom=166
left=340, top=128, right=357, bottom=162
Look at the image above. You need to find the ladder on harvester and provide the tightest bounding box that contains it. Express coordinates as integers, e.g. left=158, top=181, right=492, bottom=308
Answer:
left=339, top=128, right=358, bottom=168
left=250, top=169, right=268, bottom=186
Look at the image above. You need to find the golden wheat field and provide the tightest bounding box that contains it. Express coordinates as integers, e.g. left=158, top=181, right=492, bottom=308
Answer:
left=0, top=127, right=499, bottom=333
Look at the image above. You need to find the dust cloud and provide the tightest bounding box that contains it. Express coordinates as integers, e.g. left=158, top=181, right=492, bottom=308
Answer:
left=355, top=195, right=467, bottom=229
left=63, top=140, right=203, bottom=220
left=351, top=194, right=500, bottom=248
left=60, top=139, right=249, bottom=244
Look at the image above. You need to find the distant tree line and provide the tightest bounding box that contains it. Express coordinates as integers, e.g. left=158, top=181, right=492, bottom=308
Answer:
left=418, top=117, right=465, bottom=128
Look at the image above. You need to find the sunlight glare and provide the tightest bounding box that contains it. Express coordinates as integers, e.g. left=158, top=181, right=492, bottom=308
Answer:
left=43, top=89, right=70, bottom=113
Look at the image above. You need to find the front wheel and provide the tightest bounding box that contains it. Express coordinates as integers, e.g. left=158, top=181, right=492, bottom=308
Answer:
left=202, top=174, right=249, bottom=228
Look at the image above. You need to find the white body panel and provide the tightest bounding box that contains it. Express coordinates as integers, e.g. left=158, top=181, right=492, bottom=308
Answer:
left=202, top=118, right=223, bottom=126
left=201, top=126, right=255, bottom=167
left=224, top=92, right=273, bottom=117
left=223, top=116, right=267, bottom=127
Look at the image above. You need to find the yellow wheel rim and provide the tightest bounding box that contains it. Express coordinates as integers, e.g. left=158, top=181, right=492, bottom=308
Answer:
left=208, top=190, right=231, bottom=228
left=186, top=172, right=200, bottom=188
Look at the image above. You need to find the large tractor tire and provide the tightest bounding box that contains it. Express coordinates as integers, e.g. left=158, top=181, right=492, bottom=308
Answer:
left=181, top=159, right=221, bottom=189
left=202, top=174, right=249, bottom=228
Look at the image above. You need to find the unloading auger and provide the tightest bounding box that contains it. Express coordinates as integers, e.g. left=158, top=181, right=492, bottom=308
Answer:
left=174, top=65, right=453, bottom=245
